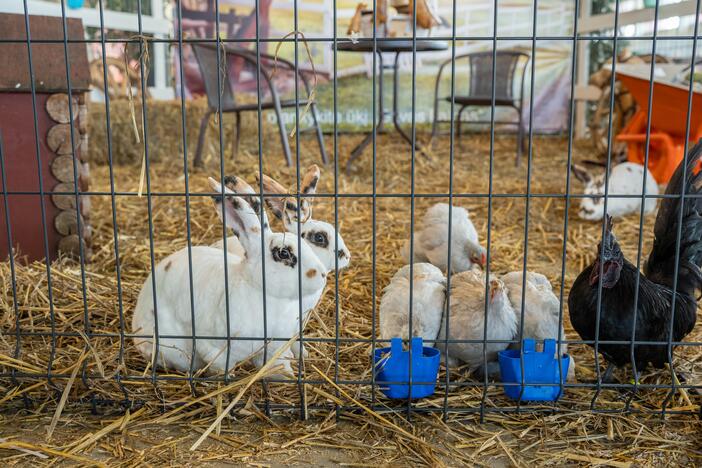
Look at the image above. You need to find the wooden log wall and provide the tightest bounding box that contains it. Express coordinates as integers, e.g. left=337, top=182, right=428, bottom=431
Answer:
left=46, top=92, right=92, bottom=261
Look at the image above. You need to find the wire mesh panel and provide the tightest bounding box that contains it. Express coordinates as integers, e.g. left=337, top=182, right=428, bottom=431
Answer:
left=1, top=0, right=701, bottom=427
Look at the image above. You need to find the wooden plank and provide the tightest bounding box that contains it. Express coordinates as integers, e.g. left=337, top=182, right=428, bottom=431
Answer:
left=575, top=0, right=592, bottom=139
left=0, top=13, right=90, bottom=93
left=51, top=154, right=77, bottom=182
left=47, top=124, right=80, bottom=155
left=574, top=85, right=602, bottom=101
left=51, top=182, right=77, bottom=210
left=54, top=210, right=81, bottom=236
left=46, top=93, right=78, bottom=124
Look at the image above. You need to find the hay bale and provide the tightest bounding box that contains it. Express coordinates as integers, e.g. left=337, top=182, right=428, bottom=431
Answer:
left=86, top=97, right=274, bottom=165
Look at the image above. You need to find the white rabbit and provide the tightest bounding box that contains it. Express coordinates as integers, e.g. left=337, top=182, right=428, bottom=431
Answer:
left=132, top=177, right=327, bottom=375
left=501, top=271, right=575, bottom=382
left=571, top=162, right=659, bottom=221
left=435, top=269, right=517, bottom=376
left=401, top=203, right=486, bottom=274
left=259, top=167, right=352, bottom=359
left=213, top=165, right=351, bottom=273
left=211, top=167, right=349, bottom=360
left=259, top=165, right=351, bottom=273
left=210, top=175, right=270, bottom=261
left=379, top=263, right=446, bottom=345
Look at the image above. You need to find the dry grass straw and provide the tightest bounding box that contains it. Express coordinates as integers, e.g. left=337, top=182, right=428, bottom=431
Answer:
left=1, top=129, right=701, bottom=465
left=85, top=97, right=274, bottom=166
left=121, top=35, right=151, bottom=196
left=272, top=31, right=318, bottom=139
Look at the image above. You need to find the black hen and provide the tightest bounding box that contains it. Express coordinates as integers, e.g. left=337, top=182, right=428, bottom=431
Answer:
left=568, top=141, right=702, bottom=379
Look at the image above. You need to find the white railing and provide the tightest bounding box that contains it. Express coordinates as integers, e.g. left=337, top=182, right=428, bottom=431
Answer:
left=0, top=0, right=173, bottom=99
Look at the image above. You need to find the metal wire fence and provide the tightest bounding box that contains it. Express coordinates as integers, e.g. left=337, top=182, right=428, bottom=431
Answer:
left=1, top=0, right=701, bottom=422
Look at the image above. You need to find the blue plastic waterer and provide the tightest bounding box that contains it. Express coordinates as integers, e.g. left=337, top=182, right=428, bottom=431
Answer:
left=498, top=338, right=570, bottom=401
left=67, top=0, right=85, bottom=9
left=373, top=337, right=440, bottom=399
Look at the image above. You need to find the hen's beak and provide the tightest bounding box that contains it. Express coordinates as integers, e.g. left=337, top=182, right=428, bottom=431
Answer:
left=471, top=252, right=487, bottom=270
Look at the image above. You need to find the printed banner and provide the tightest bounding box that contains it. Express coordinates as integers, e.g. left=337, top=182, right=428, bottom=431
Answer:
left=172, top=0, right=574, bottom=133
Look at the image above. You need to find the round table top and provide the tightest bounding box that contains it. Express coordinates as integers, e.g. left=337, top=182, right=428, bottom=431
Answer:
left=336, top=39, right=448, bottom=53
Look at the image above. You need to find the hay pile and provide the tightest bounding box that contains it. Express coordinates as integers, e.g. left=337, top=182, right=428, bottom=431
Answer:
left=86, top=97, right=274, bottom=165
left=1, top=129, right=701, bottom=465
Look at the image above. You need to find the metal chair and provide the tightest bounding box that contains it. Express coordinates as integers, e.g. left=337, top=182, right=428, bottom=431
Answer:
left=431, top=50, right=530, bottom=164
left=191, top=43, right=327, bottom=168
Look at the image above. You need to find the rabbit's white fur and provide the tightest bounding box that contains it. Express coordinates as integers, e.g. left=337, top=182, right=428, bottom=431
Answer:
left=401, top=203, right=486, bottom=274
left=501, top=271, right=575, bottom=382
left=259, top=168, right=351, bottom=359
left=435, top=269, right=517, bottom=373
left=571, top=162, right=659, bottom=221
left=379, top=263, right=446, bottom=345
left=212, top=168, right=351, bottom=273
left=260, top=166, right=351, bottom=273
left=210, top=175, right=269, bottom=261
left=211, top=168, right=350, bottom=359
left=132, top=178, right=327, bottom=375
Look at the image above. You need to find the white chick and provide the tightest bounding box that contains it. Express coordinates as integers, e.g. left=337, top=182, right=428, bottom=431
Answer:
left=436, top=269, right=517, bottom=374
left=401, top=203, right=487, bottom=274
left=379, top=263, right=446, bottom=345
left=501, top=271, right=576, bottom=382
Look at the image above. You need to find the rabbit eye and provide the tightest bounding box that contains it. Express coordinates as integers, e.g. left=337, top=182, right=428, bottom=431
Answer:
left=307, top=231, right=329, bottom=248
left=304, top=231, right=329, bottom=249
left=272, top=246, right=297, bottom=268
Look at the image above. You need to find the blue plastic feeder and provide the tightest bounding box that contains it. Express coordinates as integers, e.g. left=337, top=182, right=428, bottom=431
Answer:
left=67, top=0, right=85, bottom=9
left=373, top=337, right=440, bottom=399
left=498, top=338, right=570, bottom=401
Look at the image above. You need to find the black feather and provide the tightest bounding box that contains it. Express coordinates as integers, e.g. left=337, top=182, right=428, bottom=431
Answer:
left=568, top=259, right=697, bottom=371
left=645, top=139, right=702, bottom=295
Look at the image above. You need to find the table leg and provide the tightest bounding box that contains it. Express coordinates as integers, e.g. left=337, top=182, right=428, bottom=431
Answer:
left=392, top=52, right=426, bottom=156
left=346, top=51, right=385, bottom=175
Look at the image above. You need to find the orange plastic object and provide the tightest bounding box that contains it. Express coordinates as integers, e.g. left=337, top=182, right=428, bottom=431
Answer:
left=615, top=72, right=702, bottom=183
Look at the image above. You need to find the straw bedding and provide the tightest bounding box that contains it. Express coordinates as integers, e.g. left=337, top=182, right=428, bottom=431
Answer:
left=1, top=119, right=701, bottom=465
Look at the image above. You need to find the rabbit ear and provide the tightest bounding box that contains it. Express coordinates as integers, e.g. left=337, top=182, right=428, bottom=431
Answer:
left=259, top=173, right=310, bottom=229
left=208, top=177, right=263, bottom=255
left=259, top=173, right=289, bottom=222
left=301, top=165, right=320, bottom=196
left=223, top=175, right=254, bottom=194
left=223, top=175, right=271, bottom=233
left=570, top=164, right=592, bottom=184
left=299, top=165, right=320, bottom=220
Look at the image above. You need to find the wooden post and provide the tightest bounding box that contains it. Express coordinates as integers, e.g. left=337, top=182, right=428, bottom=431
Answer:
left=46, top=123, right=80, bottom=154
left=575, top=0, right=592, bottom=140
left=45, top=93, right=77, bottom=123
left=46, top=91, right=92, bottom=261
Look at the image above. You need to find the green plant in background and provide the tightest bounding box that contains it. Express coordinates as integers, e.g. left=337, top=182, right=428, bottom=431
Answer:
left=686, top=71, right=702, bottom=84
left=587, top=0, right=630, bottom=76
